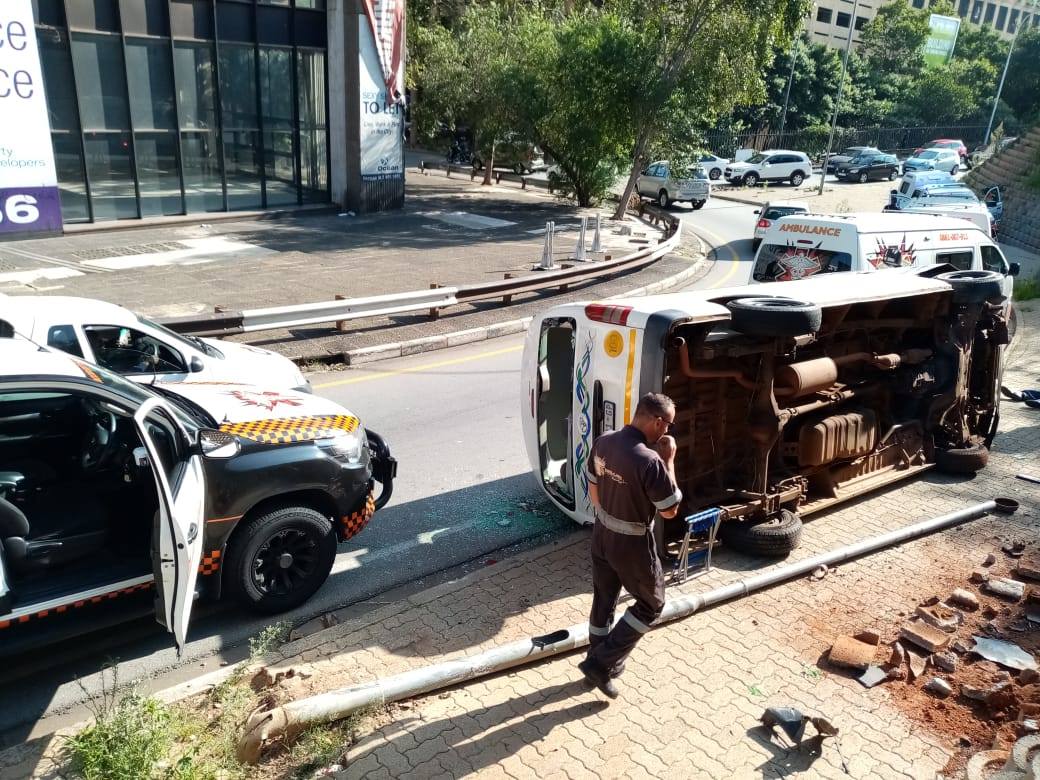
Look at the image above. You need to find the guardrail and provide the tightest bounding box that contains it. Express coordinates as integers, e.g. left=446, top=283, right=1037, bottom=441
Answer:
left=419, top=159, right=553, bottom=193
left=159, top=202, right=681, bottom=338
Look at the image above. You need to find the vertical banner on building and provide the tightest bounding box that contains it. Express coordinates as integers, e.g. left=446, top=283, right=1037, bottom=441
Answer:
left=923, top=14, right=961, bottom=68
left=358, top=19, right=403, bottom=182
left=0, top=0, right=61, bottom=237
left=360, top=0, right=405, bottom=103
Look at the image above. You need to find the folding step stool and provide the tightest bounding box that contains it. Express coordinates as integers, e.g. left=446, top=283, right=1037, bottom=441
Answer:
left=672, top=507, right=723, bottom=584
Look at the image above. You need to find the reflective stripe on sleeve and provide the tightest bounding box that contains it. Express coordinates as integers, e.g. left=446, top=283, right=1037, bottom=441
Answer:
left=653, top=488, right=683, bottom=511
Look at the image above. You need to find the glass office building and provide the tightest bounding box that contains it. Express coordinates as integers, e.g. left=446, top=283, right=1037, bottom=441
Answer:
left=31, top=0, right=330, bottom=224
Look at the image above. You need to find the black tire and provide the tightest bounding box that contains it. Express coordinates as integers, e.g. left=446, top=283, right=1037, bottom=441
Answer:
left=224, top=505, right=337, bottom=614
left=935, top=443, right=989, bottom=475
left=726, top=297, right=823, bottom=337
left=692, top=200, right=705, bottom=210
left=658, top=190, right=671, bottom=208
left=709, top=167, right=721, bottom=180
left=744, top=172, right=760, bottom=187
left=720, top=510, right=803, bottom=557
left=751, top=238, right=761, bottom=252
left=858, top=172, right=868, bottom=184
left=790, top=171, right=805, bottom=186
left=887, top=169, right=896, bottom=181
left=936, top=270, right=1005, bottom=304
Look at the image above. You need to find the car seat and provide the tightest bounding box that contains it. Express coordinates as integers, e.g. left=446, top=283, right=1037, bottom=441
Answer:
left=0, top=472, right=109, bottom=575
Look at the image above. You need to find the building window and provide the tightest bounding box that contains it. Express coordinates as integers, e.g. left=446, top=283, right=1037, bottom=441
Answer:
left=912, top=0, right=925, bottom=8
left=996, top=5, right=1008, bottom=29
left=34, top=0, right=329, bottom=224
left=836, top=11, right=851, bottom=27
left=984, top=3, right=996, bottom=24
left=855, top=15, right=868, bottom=30
left=816, top=7, right=833, bottom=23
left=298, top=49, right=327, bottom=202
left=1009, top=8, right=1019, bottom=32
left=971, top=0, right=983, bottom=22
left=958, top=0, right=970, bottom=16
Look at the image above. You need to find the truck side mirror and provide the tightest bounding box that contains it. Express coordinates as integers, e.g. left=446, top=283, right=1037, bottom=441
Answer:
left=1009, top=262, right=1020, bottom=277
left=189, top=356, right=204, bottom=373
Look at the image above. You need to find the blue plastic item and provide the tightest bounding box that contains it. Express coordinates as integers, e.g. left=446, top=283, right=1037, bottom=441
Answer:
left=673, top=508, right=723, bottom=583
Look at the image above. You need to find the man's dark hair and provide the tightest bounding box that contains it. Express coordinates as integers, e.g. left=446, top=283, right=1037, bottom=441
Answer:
left=634, top=393, right=674, bottom=420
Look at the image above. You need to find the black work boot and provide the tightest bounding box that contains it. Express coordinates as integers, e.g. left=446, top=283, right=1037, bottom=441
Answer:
left=578, top=658, right=620, bottom=699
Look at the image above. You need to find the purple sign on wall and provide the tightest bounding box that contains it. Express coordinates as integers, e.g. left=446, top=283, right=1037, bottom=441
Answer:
left=1, top=1, right=62, bottom=239
left=0, top=187, right=63, bottom=237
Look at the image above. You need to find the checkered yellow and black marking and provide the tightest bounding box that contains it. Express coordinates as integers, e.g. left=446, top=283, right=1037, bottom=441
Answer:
left=198, top=550, right=222, bottom=576
left=0, top=582, right=153, bottom=631
left=218, top=414, right=361, bottom=445
left=341, top=491, right=376, bottom=540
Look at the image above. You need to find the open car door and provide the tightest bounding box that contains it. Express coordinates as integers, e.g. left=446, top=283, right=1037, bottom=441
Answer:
left=133, top=398, right=205, bottom=653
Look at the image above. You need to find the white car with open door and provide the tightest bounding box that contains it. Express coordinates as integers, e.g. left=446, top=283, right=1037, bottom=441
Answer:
left=0, top=338, right=396, bottom=655
left=0, top=295, right=310, bottom=392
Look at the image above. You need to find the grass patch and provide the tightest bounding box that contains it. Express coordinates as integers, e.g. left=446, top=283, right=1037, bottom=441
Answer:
left=64, top=675, right=174, bottom=780
left=1014, top=275, right=1040, bottom=302
left=62, top=623, right=374, bottom=779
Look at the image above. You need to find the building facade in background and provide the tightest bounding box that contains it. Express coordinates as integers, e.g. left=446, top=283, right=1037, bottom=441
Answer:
left=2, top=0, right=402, bottom=236
left=808, top=0, right=1039, bottom=49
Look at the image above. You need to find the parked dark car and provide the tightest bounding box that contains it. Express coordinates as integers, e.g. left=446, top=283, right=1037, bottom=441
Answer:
left=835, top=152, right=899, bottom=183
left=826, top=146, right=878, bottom=174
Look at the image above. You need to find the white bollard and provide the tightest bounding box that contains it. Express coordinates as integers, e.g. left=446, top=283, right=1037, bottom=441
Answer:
left=575, top=216, right=588, bottom=262
left=591, top=213, right=602, bottom=253
left=540, top=221, right=555, bottom=269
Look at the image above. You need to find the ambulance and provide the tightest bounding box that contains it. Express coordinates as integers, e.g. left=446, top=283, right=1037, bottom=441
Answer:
left=749, top=213, right=1019, bottom=299
left=521, top=268, right=1009, bottom=556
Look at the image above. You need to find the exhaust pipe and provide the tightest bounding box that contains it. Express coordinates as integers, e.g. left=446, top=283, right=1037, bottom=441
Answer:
left=237, top=498, right=1018, bottom=763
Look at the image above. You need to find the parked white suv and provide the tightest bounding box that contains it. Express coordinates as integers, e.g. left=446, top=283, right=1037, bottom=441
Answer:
left=636, top=161, right=711, bottom=209
left=724, top=150, right=812, bottom=187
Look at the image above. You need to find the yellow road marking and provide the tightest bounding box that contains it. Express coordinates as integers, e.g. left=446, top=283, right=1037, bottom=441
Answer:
left=623, top=328, right=637, bottom=423
left=694, top=223, right=744, bottom=288
left=312, top=344, right=524, bottom=389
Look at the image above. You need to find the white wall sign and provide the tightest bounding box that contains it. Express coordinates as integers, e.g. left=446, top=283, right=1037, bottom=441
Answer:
left=0, top=0, right=61, bottom=236
left=358, top=23, right=403, bottom=182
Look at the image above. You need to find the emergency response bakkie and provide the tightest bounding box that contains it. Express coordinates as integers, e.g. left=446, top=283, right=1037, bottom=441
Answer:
left=0, top=338, right=396, bottom=655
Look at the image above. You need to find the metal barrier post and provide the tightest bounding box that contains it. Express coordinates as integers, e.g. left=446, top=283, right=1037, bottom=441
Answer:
left=575, top=216, right=588, bottom=262
left=591, top=214, right=602, bottom=253
left=540, top=222, right=555, bottom=270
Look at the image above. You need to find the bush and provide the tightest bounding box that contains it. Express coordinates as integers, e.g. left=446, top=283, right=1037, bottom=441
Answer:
left=1014, top=275, right=1040, bottom=301
left=65, top=688, right=173, bottom=780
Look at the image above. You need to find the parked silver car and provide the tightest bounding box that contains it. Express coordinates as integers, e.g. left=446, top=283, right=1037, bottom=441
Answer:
left=636, top=161, right=711, bottom=209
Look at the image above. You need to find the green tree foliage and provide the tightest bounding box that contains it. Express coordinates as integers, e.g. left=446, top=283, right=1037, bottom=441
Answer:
left=1004, top=27, right=1040, bottom=124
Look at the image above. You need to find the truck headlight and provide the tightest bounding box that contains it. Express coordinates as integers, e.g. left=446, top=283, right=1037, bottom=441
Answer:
left=320, top=429, right=364, bottom=463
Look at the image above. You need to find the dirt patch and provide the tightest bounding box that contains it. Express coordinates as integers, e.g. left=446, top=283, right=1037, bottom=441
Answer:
left=808, top=534, right=1040, bottom=776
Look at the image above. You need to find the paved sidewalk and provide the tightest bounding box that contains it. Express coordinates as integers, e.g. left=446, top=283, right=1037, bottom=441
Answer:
left=0, top=171, right=701, bottom=359
left=198, top=308, right=1040, bottom=779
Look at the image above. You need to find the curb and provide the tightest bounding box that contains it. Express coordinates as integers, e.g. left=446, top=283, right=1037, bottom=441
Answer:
left=711, top=191, right=766, bottom=208
left=304, top=233, right=709, bottom=367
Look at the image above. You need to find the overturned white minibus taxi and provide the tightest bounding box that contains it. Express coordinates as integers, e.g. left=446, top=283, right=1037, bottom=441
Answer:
left=521, top=268, right=1009, bottom=556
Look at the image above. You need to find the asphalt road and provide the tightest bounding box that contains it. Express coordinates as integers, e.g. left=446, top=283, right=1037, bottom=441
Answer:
left=0, top=197, right=760, bottom=747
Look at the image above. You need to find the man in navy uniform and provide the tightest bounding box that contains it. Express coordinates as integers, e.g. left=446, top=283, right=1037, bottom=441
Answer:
left=579, top=393, right=682, bottom=698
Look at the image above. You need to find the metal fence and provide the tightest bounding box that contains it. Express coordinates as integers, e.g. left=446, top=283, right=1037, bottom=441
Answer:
left=703, top=125, right=990, bottom=159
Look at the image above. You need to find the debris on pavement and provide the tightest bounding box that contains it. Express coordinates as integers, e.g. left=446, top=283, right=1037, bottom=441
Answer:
left=857, top=665, right=888, bottom=688
left=828, top=635, right=877, bottom=670
left=1016, top=557, right=1040, bottom=582
left=1002, top=541, right=1027, bottom=559
left=933, top=652, right=958, bottom=673
left=900, top=620, right=952, bottom=653
left=984, top=553, right=997, bottom=567
left=759, top=707, right=839, bottom=745
left=972, top=637, right=1039, bottom=671
left=950, top=589, right=982, bottom=611
left=925, top=677, right=954, bottom=698
left=907, top=647, right=929, bottom=680
left=917, top=603, right=963, bottom=632
left=984, top=578, right=1027, bottom=601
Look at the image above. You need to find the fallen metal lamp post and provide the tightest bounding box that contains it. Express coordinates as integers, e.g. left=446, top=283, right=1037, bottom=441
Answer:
left=237, top=498, right=1018, bottom=763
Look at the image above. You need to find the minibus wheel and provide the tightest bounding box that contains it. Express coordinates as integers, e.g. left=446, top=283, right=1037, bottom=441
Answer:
left=726, top=297, right=822, bottom=337
left=935, top=443, right=989, bottom=475
left=936, top=270, right=1005, bottom=304
left=719, top=510, right=802, bottom=557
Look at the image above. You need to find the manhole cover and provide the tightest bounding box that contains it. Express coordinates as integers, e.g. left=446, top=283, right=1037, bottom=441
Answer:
left=73, top=241, right=190, bottom=261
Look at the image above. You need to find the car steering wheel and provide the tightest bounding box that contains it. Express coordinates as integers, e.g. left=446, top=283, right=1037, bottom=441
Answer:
left=82, top=405, right=120, bottom=472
